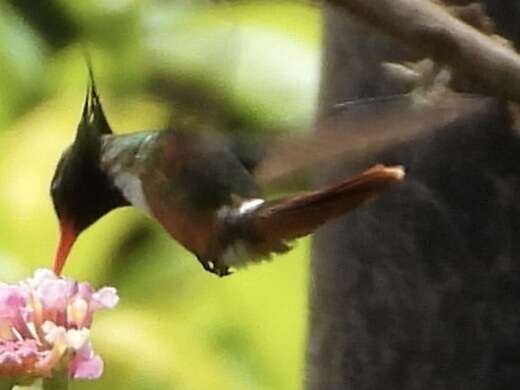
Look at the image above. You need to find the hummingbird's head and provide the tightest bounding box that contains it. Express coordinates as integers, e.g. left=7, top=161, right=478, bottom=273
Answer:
left=50, top=69, right=127, bottom=275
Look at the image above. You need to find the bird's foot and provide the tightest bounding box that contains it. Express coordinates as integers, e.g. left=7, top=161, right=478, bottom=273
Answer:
left=200, top=259, right=232, bottom=277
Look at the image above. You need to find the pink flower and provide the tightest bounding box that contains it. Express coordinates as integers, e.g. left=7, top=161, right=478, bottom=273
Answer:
left=0, top=269, right=118, bottom=381
left=69, top=343, right=103, bottom=380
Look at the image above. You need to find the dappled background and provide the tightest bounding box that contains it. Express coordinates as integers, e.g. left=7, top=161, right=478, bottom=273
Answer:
left=0, top=1, right=321, bottom=389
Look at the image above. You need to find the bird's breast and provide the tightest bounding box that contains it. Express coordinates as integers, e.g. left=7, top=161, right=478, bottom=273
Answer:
left=100, top=132, right=158, bottom=214
left=110, top=171, right=151, bottom=214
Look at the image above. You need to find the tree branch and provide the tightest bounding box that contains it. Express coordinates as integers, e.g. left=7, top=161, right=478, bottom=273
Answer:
left=326, top=0, right=520, bottom=102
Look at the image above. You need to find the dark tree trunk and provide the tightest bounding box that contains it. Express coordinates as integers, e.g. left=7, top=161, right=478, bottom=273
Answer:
left=307, top=4, right=520, bottom=390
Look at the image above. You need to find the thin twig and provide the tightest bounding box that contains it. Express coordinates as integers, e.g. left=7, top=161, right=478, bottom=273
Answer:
left=326, top=0, right=520, bottom=102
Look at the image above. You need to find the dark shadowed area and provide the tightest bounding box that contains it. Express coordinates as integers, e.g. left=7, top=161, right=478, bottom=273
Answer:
left=308, top=2, right=520, bottom=389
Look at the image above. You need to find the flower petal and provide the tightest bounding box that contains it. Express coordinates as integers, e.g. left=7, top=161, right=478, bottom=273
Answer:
left=76, top=283, right=94, bottom=301
left=91, top=288, right=119, bottom=310
left=64, top=328, right=90, bottom=351
left=37, top=279, right=73, bottom=311
left=67, top=298, right=88, bottom=328
left=69, top=350, right=104, bottom=380
left=29, top=269, right=56, bottom=287
left=41, top=321, right=65, bottom=345
left=0, top=269, right=117, bottom=381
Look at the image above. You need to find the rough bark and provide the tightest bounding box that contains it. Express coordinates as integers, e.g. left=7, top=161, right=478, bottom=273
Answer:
left=325, top=0, right=520, bottom=102
left=307, top=3, right=520, bottom=390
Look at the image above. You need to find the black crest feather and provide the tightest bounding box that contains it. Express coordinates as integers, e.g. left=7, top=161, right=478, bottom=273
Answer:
left=77, top=54, right=113, bottom=139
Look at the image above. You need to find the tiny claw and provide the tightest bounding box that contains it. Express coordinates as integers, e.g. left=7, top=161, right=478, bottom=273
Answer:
left=197, top=257, right=232, bottom=277
left=215, top=266, right=232, bottom=277
left=199, top=259, right=214, bottom=272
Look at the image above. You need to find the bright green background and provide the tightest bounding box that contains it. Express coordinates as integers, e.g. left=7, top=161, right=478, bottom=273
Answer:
left=0, top=1, right=321, bottom=389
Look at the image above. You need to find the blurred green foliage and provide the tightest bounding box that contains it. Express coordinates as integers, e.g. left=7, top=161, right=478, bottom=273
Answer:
left=0, top=1, right=321, bottom=389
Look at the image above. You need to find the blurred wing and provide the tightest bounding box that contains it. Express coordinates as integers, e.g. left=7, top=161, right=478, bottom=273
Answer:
left=254, top=94, right=498, bottom=185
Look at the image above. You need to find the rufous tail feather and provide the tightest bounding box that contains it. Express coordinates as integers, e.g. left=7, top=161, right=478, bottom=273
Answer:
left=250, top=164, right=404, bottom=255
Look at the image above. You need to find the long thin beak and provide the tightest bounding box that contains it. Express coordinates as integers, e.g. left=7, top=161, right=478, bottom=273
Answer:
left=54, top=221, right=78, bottom=275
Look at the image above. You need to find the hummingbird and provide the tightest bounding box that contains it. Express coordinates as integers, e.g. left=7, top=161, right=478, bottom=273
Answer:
left=50, top=68, right=491, bottom=276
